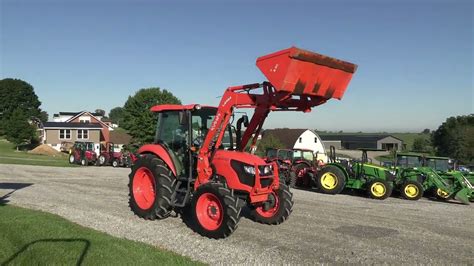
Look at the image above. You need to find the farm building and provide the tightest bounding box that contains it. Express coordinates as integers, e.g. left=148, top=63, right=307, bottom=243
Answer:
left=262, top=128, right=328, bottom=162
left=319, top=134, right=403, bottom=151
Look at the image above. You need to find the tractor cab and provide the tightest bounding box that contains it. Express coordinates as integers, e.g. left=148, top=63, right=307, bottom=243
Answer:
left=292, top=149, right=315, bottom=164
left=265, top=148, right=293, bottom=163
left=424, top=156, right=453, bottom=172
left=395, top=153, right=424, bottom=169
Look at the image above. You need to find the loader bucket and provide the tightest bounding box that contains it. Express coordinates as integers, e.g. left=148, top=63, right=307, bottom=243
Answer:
left=256, top=47, right=357, bottom=100
left=454, top=188, right=472, bottom=205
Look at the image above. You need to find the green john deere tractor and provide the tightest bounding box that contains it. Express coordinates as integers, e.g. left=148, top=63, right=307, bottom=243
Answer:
left=394, top=153, right=473, bottom=204
left=315, top=147, right=396, bottom=200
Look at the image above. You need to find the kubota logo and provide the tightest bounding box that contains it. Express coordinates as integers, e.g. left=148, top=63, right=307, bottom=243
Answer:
left=222, top=96, right=232, bottom=106
left=270, top=63, right=279, bottom=72
left=210, top=113, right=221, bottom=131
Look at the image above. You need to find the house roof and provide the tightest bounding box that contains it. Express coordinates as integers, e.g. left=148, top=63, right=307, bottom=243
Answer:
left=319, top=134, right=402, bottom=142
left=109, top=131, right=132, bottom=145
left=65, top=111, right=111, bottom=129
left=42, top=122, right=103, bottom=129
left=262, top=128, right=310, bottom=149
left=53, top=111, right=103, bottom=117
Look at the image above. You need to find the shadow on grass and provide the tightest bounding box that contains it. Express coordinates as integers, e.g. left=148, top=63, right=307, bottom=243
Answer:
left=1, top=238, right=91, bottom=266
left=0, top=183, right=33, bottom=206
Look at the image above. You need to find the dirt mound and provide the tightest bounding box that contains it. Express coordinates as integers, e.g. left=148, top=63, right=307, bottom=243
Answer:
left=29, top=144, right=61, bottom=156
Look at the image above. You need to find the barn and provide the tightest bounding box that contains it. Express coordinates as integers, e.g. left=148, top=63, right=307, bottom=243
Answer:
left=319, top=134, right=403, bottom=151
left=262, top=129, right=328, bottom=162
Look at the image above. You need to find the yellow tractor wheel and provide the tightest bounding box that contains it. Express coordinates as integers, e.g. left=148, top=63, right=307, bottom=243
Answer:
left=367, top=180, right=392, bottom=200
left=401, top=181, right=423, bottom=200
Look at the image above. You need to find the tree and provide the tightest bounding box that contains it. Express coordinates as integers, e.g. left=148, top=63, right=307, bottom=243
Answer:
left=422, top=128, right=430, bottom=134
left=0, top=78, right=48, bottom=140
left=95, top=109, right=106, bottom=116
left=4, top=108, right=37, bottom=149
left=432, top=114, right=474, bottom=164
left=109, top=107, right=124, bottom=125
left=412, top=137, right=428, bottom=151
left=256, top=134, right=284, bottom=156
left=122, top=88, right=181, bottom=144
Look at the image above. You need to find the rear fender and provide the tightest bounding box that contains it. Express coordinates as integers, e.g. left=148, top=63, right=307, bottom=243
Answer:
left=138, top=144, right=177, bottom=176
left=325, top=163, right=350, bottom=179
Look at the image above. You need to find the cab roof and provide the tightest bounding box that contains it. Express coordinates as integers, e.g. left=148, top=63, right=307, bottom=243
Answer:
left=150, top=104, right=216, bottom=112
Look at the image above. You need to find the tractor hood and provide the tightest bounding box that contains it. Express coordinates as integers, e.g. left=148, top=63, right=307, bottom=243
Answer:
left=212, top=150, right=267, bottom=166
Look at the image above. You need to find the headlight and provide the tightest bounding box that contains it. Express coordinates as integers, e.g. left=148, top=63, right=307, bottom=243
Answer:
left=243, top=165, right=256, bottom=175
left=263, top=165, right=272, bottom=175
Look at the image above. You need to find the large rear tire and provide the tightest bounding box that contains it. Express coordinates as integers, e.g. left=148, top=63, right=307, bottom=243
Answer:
left=128, top=154, right=175, bottom=220
left=367, top=179, right=392, bottom=200
left=249, top=182, right=293, bottom=225
left=190, top=182, right=241, bottom=239
left=400, top=180, right=423, bottom=200
left=316, top=165, right=346, bottom=194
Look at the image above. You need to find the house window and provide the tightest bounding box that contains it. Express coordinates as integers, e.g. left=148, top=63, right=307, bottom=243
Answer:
left=59, top=129, right=71, bottom=139
left=314, top=137, right=318, bottom=143
left=299, top=137, right=302, bottom=143
left=79, top=119, right=90, bottom=123
left=77, top=129, right=89, bottom=139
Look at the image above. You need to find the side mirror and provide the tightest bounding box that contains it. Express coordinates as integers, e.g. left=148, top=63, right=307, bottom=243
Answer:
left=242, top=115, right=249, bottom=127
left=178, top=111, right=188, bottom=125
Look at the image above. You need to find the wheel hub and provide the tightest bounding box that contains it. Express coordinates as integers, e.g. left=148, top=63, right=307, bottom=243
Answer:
left=371, top=183, right=386, bottom=197
left=321, top=172, right=338, bottom=189
left=405, top=185, right=418, bottom=198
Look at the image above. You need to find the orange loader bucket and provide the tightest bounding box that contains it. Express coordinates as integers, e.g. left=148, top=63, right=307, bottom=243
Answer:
left=256, top=47, right=357, bottom=100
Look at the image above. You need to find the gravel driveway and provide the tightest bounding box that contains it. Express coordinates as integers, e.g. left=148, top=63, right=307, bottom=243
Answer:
left=0, top=164, right=473, bottom=264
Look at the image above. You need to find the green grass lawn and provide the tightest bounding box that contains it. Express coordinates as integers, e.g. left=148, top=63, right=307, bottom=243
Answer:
left=0, top=139, right=73, bottom=167
left=0, top=205, right=200, bottom=265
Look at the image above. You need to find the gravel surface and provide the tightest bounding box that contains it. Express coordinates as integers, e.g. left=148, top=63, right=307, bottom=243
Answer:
left=1, top=164, right=473, bottom=264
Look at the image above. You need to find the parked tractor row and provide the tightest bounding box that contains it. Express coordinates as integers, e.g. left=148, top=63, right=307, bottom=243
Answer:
left=68, top=141, right=137, bottom=167
left=279, top=147, right=473, bottom=204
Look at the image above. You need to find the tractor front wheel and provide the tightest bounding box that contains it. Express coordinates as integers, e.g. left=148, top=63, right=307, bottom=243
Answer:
left=316, top=165, right=346, bottom=194
left=128, top=154, right=175, bottom=220
left=400, top=180, right=423, bottom=200
left=190, top=182, right=241, bottom=239
left=367, top=179, right=392, bottom=200
left=249, top=182, right=293, bottom=225
left=68, top=154, right=75, bottom=164
left=98, top=155, right=107, bottom=166
left=81, top=158, right=88, bottom=166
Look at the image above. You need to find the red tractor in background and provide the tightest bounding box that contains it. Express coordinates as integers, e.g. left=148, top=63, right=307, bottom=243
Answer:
left=265, top=148, right=321, bottom=188
left=128, top=47, right=357, bottom=238
left=68, top=141, right=97, bottom=166
left=99, top=142, right=139, bottom=168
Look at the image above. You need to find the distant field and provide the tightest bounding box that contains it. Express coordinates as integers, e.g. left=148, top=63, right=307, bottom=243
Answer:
left=391, top=133, right=431, bottom=151
left=0, top=139, right=72, bottom=167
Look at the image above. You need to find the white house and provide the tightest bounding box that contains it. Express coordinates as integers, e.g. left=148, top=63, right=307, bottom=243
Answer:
left=262, top=128, right=328, bottom=163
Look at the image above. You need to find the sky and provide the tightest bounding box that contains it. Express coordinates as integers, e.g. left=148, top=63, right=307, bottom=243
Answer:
left=1, top=0, right=473, bottom=132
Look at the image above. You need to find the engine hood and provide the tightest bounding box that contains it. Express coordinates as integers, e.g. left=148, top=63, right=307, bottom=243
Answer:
left=212, top=150, right=266, bottom=165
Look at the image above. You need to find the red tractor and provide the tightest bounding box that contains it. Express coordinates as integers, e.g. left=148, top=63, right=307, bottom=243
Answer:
left=98, top=142, right=121, bottom=167
left=68, top=141, right=97, bottom=166
left=128, top=47, right=357, bottom=238
left=265, top=148, right=320, bottom=188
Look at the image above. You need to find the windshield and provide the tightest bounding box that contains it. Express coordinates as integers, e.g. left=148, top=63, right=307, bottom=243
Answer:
left=191, top=108, right=217, bottom=148
left=293, top=150, right=313, bottom=161
left=397, top=155, right=423, bottom=168
left=426, top=158, right=450, bottom=172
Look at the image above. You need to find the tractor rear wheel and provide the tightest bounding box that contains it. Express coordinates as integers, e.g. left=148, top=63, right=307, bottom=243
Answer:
left=316, top=165, right=346, bottom=194
left=249, top=182, right=293, bottom=225
left=190, top=182, right=241, bottom=239
left=128, top=154, right=175, bottom=220
left=400, top=180, right=423, bottom=200
left=367, top=179, right=392, bottom=200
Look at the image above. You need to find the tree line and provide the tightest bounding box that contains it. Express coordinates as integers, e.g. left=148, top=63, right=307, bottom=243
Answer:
left=1, top=78, right=472, bottom=165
